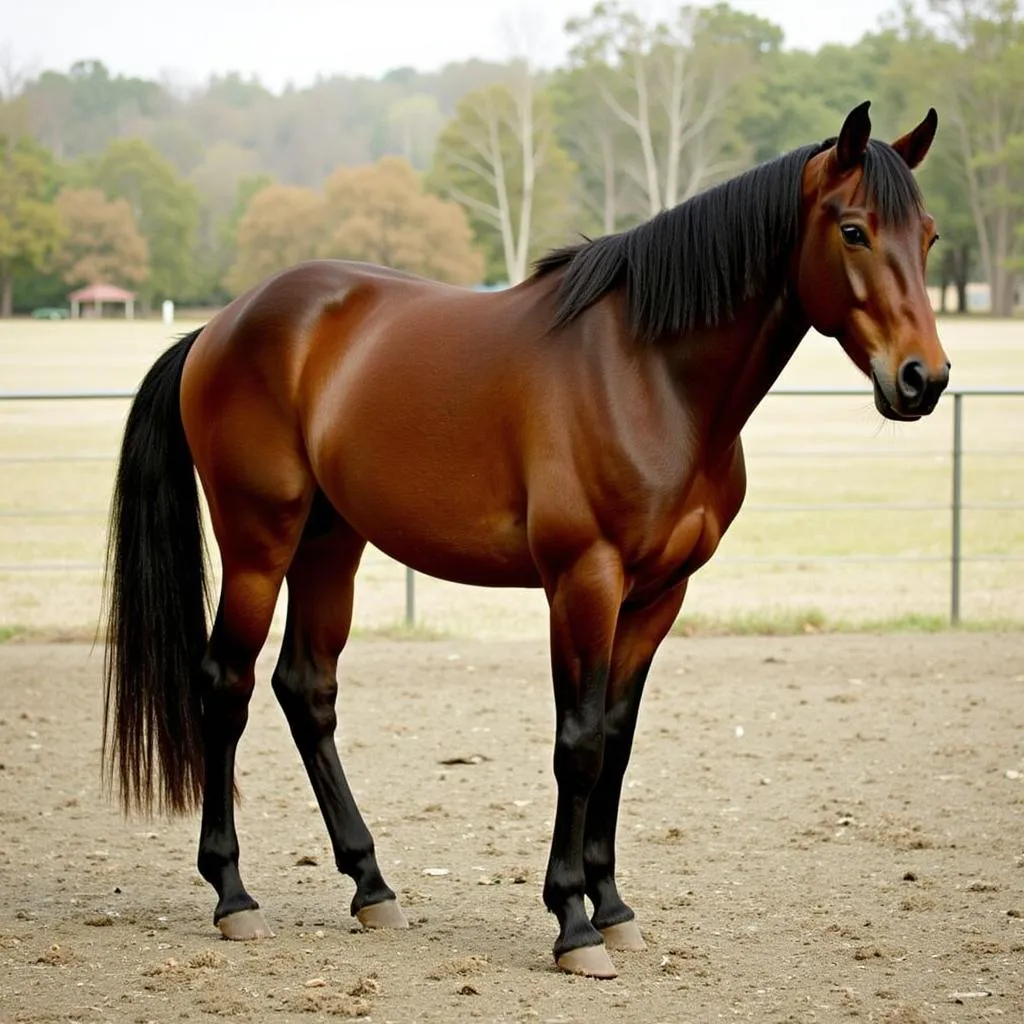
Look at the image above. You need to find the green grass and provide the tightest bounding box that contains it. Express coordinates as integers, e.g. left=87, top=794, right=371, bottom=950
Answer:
left=349, top=620, right=451, bottom=641
left=673, top=607, right=830, bottom=636
left=0, top=623, right=101, bottom=644
left=672, top=607, right=1024, bottom=637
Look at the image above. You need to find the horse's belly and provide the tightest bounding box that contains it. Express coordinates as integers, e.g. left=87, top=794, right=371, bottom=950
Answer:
left=361, top=504, right=542, bottom=588
left=315, top=432, right=541, bottom=587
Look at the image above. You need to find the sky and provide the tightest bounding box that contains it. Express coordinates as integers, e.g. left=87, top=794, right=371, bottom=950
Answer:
left=4, top=0, right=903, bottom=93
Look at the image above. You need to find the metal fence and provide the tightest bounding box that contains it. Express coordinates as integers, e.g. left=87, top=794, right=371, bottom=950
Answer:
left=754, top=387, right=1024, bottom=624
left=2, top=386, right=1022, bottom=627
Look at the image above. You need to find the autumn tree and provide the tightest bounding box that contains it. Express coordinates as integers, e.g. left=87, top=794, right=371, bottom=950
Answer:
left=227, top=157, right=483, bottom=295
left=54, top=187, right=149, bottom=288
left=225, top=183, right=324, bottom=294
left=320, top=156, right=483, bottom=284
left=0, top=132, right=64, bottom=316
left=430, top=66, right=577, bottom=284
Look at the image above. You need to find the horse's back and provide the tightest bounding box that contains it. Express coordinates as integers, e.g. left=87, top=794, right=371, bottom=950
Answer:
left=295, top=266, right=562, bottom=585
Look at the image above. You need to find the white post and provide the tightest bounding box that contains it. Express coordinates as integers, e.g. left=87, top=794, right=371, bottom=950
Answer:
left=162, top=299, right=174, bottom=325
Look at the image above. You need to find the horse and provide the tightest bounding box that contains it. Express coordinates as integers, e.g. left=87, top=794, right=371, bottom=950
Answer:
left=103, top=101, right=949, bottom=979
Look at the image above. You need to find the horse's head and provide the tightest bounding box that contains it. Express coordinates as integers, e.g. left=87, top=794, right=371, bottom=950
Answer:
left=796, top=101, right=949, bottom=421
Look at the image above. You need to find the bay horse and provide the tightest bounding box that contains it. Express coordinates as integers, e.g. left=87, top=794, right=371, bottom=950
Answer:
left=103, top=101, right=949, bottom=978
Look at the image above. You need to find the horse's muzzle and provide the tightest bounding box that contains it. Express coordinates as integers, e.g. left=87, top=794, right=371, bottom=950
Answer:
left=872, top=357, right=949, bottom=421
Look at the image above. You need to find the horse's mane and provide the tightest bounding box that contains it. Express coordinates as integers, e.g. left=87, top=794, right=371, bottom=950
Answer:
left=532, top=138, right=924, bottom=343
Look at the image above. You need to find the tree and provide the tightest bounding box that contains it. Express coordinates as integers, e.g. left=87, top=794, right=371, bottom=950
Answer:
left=89, top=138, right=200, bottom=304
left=21, top=60, right=172, bottom=162
left=564, top=2, right=757, bottom=218
left=550, top=61, right=639, bottom=236
left=225, top=183, right=324, bottom=294
left=188, top=142, right=264, bottom=300
left=882, top=19, right=978, bottom=313
left=227, top=157, right=484, bottom=295
left=0, top=133, right=64, bottom=316
left=904, top=1, right=1024, bottom=315
left=320, top=156, right=483, bottom=284
left=387, top=94, right=446, bottom=170
left=54, top=187, right=149, bottom=288
left=430, top=68, right=577, bottom=284
left=677, top=4, right=784, bottom=185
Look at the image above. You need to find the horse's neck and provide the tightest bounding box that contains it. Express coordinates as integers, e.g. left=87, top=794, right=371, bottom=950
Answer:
left=660, top=288, right=810, bottom=456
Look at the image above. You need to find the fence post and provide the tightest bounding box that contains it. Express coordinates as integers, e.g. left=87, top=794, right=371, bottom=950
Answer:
left=950, top=392, right=963, bottom=626
left=405, top=566, right=416, bottom=627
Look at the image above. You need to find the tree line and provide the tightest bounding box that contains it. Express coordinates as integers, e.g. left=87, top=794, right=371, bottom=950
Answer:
left=1, top=0, right=1021, bottom=317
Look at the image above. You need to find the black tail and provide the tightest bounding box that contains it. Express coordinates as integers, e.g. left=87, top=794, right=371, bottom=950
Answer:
left=102, top=328, right=207, bottom=816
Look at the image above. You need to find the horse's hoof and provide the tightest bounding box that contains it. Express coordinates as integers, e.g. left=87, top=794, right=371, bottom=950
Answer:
left=601, top=919, right=646, bottom=951
left=556, top=943, right=618, bottom=979
left=217, top=908, right=274, bottom=940
left=356, top=899, right=409, bottom=930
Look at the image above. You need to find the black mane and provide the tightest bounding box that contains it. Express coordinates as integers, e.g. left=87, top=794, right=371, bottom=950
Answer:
left=533, top=138, right=924, bottom=343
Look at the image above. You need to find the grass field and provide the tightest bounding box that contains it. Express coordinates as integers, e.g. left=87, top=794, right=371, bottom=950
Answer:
left=1, top=315, right=1022, bottom=638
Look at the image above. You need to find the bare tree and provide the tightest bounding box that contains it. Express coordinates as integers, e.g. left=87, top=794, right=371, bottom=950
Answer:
left=0, top=44, right=36, bottom=101
left=434, top=5, right=578, bottom=289
left=566, top=2, right=741, bottom=217
left=437, top=64, right=545, bottom=284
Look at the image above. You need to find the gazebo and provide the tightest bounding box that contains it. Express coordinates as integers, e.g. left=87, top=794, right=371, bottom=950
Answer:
left=68, top=283, right=136, bottom=319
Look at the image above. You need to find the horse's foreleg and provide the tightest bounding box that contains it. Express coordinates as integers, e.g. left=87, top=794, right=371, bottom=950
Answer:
left=541, top=543, right=624, bottom=978
left=271, top=520, right=406, bottom=930
left=584, top=583, right=687, bottom=950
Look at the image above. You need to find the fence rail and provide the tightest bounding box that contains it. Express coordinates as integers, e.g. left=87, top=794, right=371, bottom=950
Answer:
left=2, top=386, right=1022, bottom=626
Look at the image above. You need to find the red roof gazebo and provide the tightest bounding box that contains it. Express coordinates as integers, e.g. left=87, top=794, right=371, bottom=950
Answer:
left=68, top=283, right=136, bottom=319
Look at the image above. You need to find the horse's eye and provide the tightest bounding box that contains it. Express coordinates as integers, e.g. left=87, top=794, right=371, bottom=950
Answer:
left=840, top=224, right=870, bottom=248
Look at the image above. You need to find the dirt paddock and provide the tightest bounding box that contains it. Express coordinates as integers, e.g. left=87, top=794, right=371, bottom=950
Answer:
left=1, top=633, right=1022, bottom=1023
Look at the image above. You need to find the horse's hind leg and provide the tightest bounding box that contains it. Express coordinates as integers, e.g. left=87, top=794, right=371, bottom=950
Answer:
left=583, top=583, right=687, bottom=951
left=196, top=491, right=310, bottom=941
left=271, top=500, right=407, bottom=930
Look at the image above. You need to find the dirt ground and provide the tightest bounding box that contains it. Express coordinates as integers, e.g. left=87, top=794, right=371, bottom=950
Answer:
left=1, top=633, right=1022, bottom=1023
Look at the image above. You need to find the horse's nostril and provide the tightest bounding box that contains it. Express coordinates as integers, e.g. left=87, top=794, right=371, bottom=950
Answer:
left=898, top=359, right=927, bottom=404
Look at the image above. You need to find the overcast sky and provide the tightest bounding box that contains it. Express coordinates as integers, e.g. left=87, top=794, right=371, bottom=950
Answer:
left=5, top=0, right=904, bottom=93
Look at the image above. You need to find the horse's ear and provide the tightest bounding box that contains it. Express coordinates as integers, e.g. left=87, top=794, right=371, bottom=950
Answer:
left=891, top=108, right=938, bottom=169
left=835, top=101, right=872, bottom=172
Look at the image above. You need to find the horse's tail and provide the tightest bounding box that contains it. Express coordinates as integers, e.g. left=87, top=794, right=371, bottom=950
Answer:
left=102, top=327, right=207, bottom=817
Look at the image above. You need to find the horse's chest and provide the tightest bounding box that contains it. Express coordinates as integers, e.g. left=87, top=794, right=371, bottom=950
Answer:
left=646, top=505, right=724, bottom=583
left=628, top=459, right=745, bottom=596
